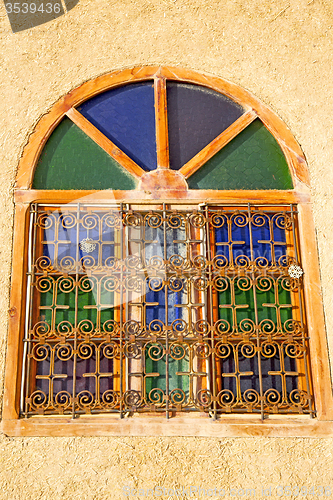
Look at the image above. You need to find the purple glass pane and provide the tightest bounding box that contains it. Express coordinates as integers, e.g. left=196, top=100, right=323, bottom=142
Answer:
left=167, top=82, right=244, bottom=170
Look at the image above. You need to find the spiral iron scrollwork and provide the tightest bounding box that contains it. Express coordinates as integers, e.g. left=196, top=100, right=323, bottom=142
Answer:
left=23, top=204, right=313, bottom=418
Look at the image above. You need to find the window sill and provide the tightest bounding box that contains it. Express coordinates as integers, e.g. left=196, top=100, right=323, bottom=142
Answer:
left=2, top=415, right=333, bottom=438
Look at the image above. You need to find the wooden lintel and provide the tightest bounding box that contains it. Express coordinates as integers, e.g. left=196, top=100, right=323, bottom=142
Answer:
left=14, top=189, right=308, bottom=205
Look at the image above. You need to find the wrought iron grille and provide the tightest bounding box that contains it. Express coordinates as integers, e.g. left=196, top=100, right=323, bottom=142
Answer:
left=21, top=203, right=314, bottom=419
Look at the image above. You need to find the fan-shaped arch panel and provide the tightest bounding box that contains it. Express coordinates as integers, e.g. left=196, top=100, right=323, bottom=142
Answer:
left=29, top=67, right=300, bottom=192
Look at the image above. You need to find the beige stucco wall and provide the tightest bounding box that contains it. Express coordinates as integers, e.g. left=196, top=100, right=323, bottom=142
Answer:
left=1, top=0, right=333, bottom=498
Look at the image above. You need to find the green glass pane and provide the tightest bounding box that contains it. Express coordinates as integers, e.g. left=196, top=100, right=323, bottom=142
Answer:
left=145, top=347, right=189, bottom=399
left=218, top=282, right=256, bottom=328
left=218, top=281, right=292, bottom=330
left=33, top=118, right=137, bottom=190
left=40, top=285, right=114, bottom=331
left=188, top=120, right=293, bottom=190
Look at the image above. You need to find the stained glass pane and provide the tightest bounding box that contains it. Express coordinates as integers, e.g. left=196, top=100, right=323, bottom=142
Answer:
left=188, top=119, right=293, bottom=190
left=33, top=118, right=137, bottom=190
left=167, top=82, right=244, bottom=170
left=78, top=82, right=157, bottom=171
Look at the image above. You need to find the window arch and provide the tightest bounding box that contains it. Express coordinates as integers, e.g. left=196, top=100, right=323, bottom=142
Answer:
left=4, top=67, right=333, bottom=436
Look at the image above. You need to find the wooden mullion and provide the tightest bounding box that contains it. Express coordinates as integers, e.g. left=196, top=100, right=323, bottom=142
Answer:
left=66, top=108, right=145, bottom=179
left=209, top=221, right=222, bottom=396
left=154, top=77, right=170, bottom=169
left=180, top=110, right=257, bottom=179
left=112, top=225, right=122, bottom=397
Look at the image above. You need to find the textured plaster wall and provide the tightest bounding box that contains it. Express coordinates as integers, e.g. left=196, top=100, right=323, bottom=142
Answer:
left=0, top=0, right=333, bottom=498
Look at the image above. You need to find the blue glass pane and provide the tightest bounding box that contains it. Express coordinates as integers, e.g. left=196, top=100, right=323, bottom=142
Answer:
left=145, top=288, right=185, bottom=326
left=167, top=82, right=244, bottom=170
left=214, top=212, right=287, bottom=266
left=144, top=225, right=187, bottom=326
left=78, top=82, right=157, bottom=171
left=142, top=224, right=189, bottom=396
left=43, top=210, right=119, bottom=268
left=37, top=356, right=116, bottom=397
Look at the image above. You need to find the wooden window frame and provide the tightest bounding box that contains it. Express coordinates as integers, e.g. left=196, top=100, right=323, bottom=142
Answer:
left=3, top=66, right=333, bottom=437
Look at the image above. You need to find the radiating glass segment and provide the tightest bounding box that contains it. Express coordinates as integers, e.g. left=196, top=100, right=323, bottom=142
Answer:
left=167, top=82, right=244, bottom=170
left=78, top=82, right=157, bottom=171
left=188, top=119, right=293, bottom=190
left=33, top=118, right=137, bottom=190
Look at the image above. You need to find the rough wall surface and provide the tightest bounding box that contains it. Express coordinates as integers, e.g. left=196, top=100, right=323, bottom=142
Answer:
left=0, top=0, right=333, bottom=498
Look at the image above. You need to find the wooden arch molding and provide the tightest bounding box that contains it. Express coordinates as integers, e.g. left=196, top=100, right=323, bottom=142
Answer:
left=16, top=65, right=310, bottom=197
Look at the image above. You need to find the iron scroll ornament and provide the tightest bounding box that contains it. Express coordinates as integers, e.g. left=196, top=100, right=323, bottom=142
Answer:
left=22, top=203, right=314, bottom=420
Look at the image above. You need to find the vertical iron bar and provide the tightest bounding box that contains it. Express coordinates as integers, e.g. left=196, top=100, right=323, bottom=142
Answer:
left=139, top=206, right=143, bottom=412
left=125, top=204, right=129, bottom=394
left=290, top=204, right=314, bottom=416
left=200, top=209, right=210, bottom=405
left=119, top=203, right=124, bottom=418
left=248, top=203, right=265, bottom=420
left=72, top=202, right=80, bottom=418
left=204, top=205, right=217, bottom=420
left=163, top=203, right=169, bottom=419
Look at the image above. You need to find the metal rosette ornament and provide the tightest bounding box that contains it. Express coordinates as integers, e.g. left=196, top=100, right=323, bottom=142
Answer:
left=79, top=237, right=97, bottom=253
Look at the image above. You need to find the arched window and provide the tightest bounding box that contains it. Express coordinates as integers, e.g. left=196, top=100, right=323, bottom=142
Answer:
left=3, top=67, right=332, bottom=436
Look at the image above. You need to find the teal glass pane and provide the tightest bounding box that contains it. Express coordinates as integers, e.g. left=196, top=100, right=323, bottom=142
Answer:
left=33, top=118, right=137, bottom=190
left=188, top=119, right=293, bottom=190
